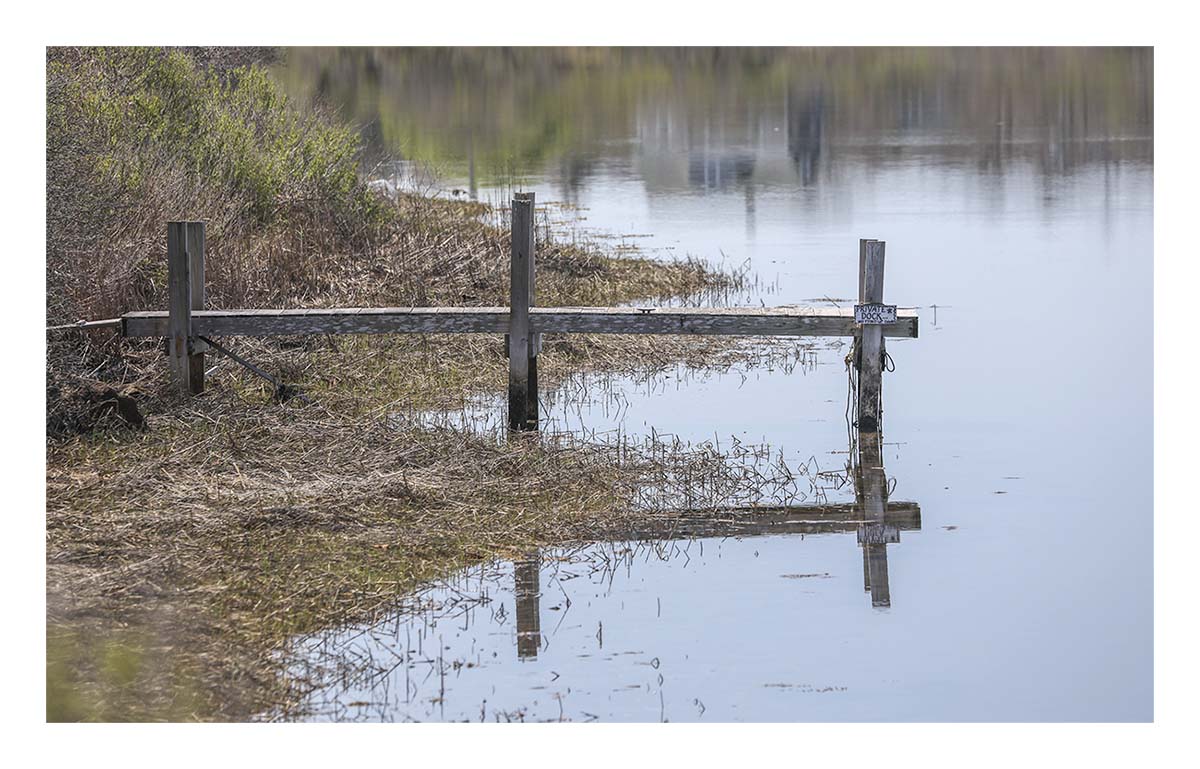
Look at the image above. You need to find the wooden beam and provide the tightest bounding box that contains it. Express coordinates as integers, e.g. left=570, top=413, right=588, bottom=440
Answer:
left=529, top=306, right=916, bottom=337
left=121, top=305, right=919, bottom=339
left=124, top=307, right=510, bottom=337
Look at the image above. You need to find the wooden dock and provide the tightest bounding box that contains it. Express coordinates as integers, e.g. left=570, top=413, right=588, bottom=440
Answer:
left=119, top=197, right=920, bottom=619
left=124, top=194, right=915, bottom=434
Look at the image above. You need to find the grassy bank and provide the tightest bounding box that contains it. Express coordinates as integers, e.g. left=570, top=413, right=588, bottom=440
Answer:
left=45, top=47, right=813, bottom=721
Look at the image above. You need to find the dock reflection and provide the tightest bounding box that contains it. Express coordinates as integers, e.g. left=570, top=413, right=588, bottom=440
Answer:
left=510, top=440, right=918, bottom=658
left=287, top=434, right=922, bottom=719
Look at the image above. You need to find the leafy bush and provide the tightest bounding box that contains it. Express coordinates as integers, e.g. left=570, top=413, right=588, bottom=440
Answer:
left=46, top=47, right=389, bottom=328
left=49, top=47, right=379, bottom=228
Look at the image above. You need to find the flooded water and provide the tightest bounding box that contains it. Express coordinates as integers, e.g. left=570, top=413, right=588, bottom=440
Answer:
left=272, top=48, right=1153, bottom=722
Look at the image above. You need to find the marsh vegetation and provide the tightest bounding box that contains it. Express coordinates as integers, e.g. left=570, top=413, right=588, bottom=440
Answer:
left=45, top=47, right=806, bottom=720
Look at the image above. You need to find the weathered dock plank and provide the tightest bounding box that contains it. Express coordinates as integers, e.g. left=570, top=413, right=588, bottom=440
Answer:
left=123, top=307, right=511, bottom=337
left=121, top=305, right=919, bottom=339
left=530, top=306, right=916, bottom=337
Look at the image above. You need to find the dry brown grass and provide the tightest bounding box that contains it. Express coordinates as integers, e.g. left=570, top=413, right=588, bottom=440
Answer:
left=46, top=364, right=829, bottom=721
left=46, top=191, right=744, bottom=432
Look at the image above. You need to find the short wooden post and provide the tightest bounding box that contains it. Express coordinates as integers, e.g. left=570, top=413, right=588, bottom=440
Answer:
left=857, top=239, right=886, bottom=433
left=186, top=222, right=206, bottom=394
left=508, top=193, right=536, bottom=431
left=167, top=222, right=192, bottom=394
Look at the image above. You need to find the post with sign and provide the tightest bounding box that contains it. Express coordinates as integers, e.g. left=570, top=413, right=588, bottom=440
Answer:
left=856, top=240, right=888, bottom=433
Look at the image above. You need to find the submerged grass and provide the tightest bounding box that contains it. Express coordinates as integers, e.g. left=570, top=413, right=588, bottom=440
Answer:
left=47, top=382, right=823, bottom=720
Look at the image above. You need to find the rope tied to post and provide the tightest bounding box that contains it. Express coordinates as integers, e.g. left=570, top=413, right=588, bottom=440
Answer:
left=46, top=318, right=121, bottom=332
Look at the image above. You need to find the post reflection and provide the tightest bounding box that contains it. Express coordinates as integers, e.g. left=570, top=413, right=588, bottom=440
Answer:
left=855, top=431, right=897, bottom=607
left=513, top=553, right=541, bottom=660
left=507, top=447, right=920, bottom=659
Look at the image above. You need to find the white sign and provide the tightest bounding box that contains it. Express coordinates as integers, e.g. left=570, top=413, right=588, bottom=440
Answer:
left=854, top=303, right=898, bottom=325
left=857, top=524, right=901, bottom=545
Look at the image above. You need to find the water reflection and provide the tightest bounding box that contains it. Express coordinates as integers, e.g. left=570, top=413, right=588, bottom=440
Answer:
left=284, top=422, right=921, bottom=720
left=513, top=554, right=541, bottom=660
left=508, top=441, right=917, bottom=672
left=273, top=47, right=1152, bottom=205
left=688, top=151, right=756, bottom=191
left=856, top=432, right=895, bottom=607
left=787, top=86, right=825, bottom=186
left=267, top=46, right=1151, bottom=721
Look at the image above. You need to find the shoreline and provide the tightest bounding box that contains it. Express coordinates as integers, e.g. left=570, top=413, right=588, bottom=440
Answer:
left=45, top=46, right=817, bottom=721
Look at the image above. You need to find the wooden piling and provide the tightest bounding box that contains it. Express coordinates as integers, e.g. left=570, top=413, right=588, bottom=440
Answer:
left=857, top=239, right=886, bottom=433
left=853, top=238, right=867, bottom=371
left=525, top=192, right=540, bottom=430
left=167, top=222, right=192, bottom=393
left=186, top=222, right=206, bottom=394
left=508, top=193, right=536, bottom=431
left=167, top=222, right=207, bottom=394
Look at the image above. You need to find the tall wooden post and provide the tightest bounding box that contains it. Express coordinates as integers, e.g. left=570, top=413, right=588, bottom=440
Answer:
left=853, top=239, right=867, bottom=371
left=526, top=194, right=540, bottom=430
left=508, top=193, right=537, bottom=431
left=167, top=221, right=206, bottom=394
left=857, top=239, right=886, bottom=433
left=854, top=240, right=897, bottom=606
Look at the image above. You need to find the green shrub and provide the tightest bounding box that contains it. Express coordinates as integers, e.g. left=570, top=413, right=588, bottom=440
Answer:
left=48, top=47, right=381, bottom=227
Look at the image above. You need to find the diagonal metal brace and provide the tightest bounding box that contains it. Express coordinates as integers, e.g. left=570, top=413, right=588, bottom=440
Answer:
left=197, top=336, right=314, bottom=405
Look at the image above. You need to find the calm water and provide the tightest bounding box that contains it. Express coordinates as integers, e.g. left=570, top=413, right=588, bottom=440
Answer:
left=273, top=48, right=1153, bottom=722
